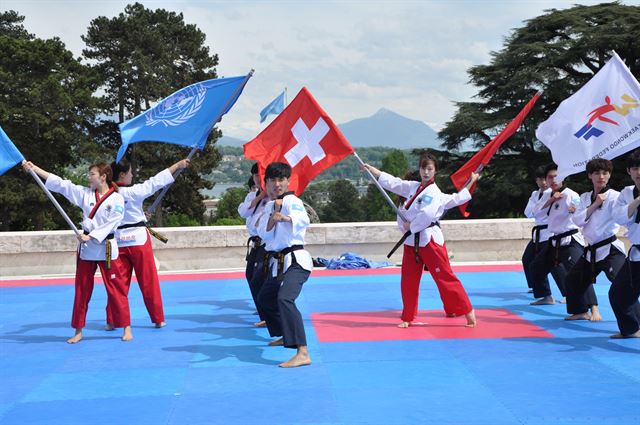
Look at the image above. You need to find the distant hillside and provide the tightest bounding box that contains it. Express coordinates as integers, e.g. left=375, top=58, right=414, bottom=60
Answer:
left=217, top=108, right=447, bottom=150
left=338, top=108, right=442, bottom=149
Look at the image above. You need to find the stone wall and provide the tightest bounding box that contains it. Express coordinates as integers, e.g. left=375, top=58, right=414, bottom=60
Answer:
left=0, top=219, right=630, bottom=277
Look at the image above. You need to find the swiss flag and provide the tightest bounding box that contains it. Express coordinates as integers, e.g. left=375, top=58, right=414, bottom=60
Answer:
left=450, top=90, right=542, bottom=217
left=243, top=87, right=354, bottom=195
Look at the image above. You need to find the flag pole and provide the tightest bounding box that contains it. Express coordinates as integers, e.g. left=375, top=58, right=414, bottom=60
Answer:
left=25, top=165, right=81, bottom=237
left=352, top=151, right=408, bottom=223
left=146, top=70, right=255, bottom=216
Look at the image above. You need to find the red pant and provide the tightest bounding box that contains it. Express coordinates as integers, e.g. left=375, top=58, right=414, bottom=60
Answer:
left=73, top=257, right=130, bottom=329
left=400, top=242, right=472, bottom=322
left=106, top=236, right=164, bottom=324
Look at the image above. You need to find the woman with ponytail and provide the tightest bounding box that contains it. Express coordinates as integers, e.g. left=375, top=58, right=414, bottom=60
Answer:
left=22, top=161, right=132, bottom=343
left=105, top=158, right=190, bottom=329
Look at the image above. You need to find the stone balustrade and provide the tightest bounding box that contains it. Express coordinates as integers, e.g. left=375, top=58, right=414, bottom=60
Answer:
left=0, top=219, right=630, bottom=277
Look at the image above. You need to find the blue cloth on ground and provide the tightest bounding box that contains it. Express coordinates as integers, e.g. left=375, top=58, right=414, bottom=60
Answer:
left=317, top=252, right=393, bottom=270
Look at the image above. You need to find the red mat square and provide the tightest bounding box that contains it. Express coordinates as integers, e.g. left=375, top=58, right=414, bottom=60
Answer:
left=311, top=308, right=553, bottom=342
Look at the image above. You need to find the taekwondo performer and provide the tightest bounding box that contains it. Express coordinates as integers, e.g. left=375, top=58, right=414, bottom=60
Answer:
left=362, top=152, right=479, bottom=328
left=522, top=166, right=551, bottom=293
left=22, top=161, right=132, bottom=343
left=104, top=158, right=190, bottom=329
left=529, top=164, right=585, bottom=305
left=237, top=163, right=269, bottom=326
left=609, top=150, right=640, bottom=338
left=564, top=159, right=625, bottom=321
left=255, top=162, right=314, bottom=368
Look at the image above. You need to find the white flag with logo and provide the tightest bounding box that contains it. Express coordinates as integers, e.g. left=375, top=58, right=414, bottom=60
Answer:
left=536, top=52, right=640, bottom=180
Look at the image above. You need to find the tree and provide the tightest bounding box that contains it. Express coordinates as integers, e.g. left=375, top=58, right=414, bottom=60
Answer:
left=212, top=187, right=249, bottom=225
left=320, top=179, right=364, bottom=223
left=0, top=12, right=101, bottom=231
left=361, top=184, right=397, bottom=221
left=82, top=2, right=222, bottom=226
left=381, top=149, right=409, bottom=177
left=439, top=2, right=640, bottom=218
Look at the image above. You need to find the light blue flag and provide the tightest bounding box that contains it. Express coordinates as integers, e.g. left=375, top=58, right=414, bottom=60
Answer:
left=117, top=73, right=253, bottom=162
left=259, top=90, right=285, bottom=123
left=0, top=125, right=25, bottom=176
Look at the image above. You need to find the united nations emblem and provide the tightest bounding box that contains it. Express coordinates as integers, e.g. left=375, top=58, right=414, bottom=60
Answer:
left=145, top=83, right=207, bottom=127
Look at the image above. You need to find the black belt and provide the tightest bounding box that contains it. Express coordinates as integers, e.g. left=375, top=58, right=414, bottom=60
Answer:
left=531, top=224, right=548, bottom=253
left=82, top=230, right=114, bottom=269
left=584, top=235, right=617, bottom=283
left=117, top=221, right=146, bottom=229
left=387, top=222, right=440, bottom=262
left=83, top=230, right=114, bottom=239
left=246, top=235, right=263, bottom=260
left=549, top=229, right=579, bottom=266
left=116, top=221, right=168, bottom=243
left=264, top=245, right=304, bottom=281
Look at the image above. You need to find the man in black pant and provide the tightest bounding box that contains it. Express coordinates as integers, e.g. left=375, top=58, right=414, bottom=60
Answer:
left=529, top=164, right=585, bottom=305
left=609, top=150, right=640, bottom=338
left=564, top=159, right=626, bottom=321
left=256, top=162, right=314, bottom=367
left=522, top=166, right=551, bottom=293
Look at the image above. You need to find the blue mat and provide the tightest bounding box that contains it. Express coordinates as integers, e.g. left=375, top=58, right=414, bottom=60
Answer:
left=1, top=270, right=639, bottom=425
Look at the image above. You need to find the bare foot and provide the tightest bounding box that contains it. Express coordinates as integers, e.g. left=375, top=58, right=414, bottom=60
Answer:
left=268, top=337, right=284, bottom=346
left=465, top=310, right=477, bottom=327
left=155, top=322, right=166, bottom=328
left=527, top=289, right=534, bottom=293
left=446, top=313, right=459, bottom=318
left=397, top=321, right=410, bottom=328
left=559, top=297, right=567, bottom=304
left=610, top=330, right=640, bottom=339
left=104, top=324, right=115, bottom=331
left=279, top=347, right=312, bottom=368
left=564, top=313, right=591, bottom=321
left=121, top=326, right=133, bottom=341
left=254, top=320, right=266, bottom=327
left=531, top=296, right=555, bottom=305
left=67, top=329, right=83, bottom=344
left=589, top=305, right=602, bottom=322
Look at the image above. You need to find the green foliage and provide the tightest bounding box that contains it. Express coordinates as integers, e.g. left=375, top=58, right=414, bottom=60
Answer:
left=0, top=12, right=101, bottom=230
left=381, top=149, right=409, bottom=177
left=320, top=179, right=364, bottom=223
left=211, top=217, right=245, bottom=226
left=214, top=187, right=249, bottom=222
left=361, top=184, right=397, bottom=221
left=438, top=2, right=640, bottom=218
left=82, top=2, right=221, bottom=226
left=164, top=212, right=200, bottom=227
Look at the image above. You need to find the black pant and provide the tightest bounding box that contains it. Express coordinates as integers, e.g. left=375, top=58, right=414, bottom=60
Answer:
left=248, top=245, right=266, bottom=320
left=245, top=244, right=260, bottom=283
left=522, top=240, right=549, bottom=289
left=565, top=246, right=626, bottom=314
left=609, top=260, right=640, bottom=336
left=257, top=262, right=311, bottom=349
left=530, top=239, right=583, bottom=299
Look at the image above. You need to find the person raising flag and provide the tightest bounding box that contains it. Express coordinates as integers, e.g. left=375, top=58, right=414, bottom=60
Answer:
left=22, top=161, right=132, bottom=343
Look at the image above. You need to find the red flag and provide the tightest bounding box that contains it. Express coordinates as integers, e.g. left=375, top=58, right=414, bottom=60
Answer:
left=243, top=87, right=354, bottom=195
left=450, top=91, right=542, bottom=217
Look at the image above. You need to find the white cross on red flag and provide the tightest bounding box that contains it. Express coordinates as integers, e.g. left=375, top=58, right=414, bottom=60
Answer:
left=243, top=87, right=354, bottom=195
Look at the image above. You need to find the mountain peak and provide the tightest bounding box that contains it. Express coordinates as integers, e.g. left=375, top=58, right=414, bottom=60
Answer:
left=373, top=107, right=398, bottom=117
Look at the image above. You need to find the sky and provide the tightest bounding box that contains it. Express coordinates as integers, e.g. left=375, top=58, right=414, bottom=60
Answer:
left=2, top=0, right=625, bottom=140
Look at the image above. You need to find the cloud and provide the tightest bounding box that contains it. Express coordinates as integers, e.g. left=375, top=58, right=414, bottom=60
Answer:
left=4, top=0, right=609, bottom=141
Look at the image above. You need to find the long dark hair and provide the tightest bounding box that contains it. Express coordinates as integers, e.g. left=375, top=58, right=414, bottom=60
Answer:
left=110, top=159, right=131, bottom=183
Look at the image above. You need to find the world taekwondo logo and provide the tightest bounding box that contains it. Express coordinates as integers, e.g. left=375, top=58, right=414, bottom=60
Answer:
left=145, top=83, right=207, bottom=127
left=574, top=94, right=639, bottom=140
